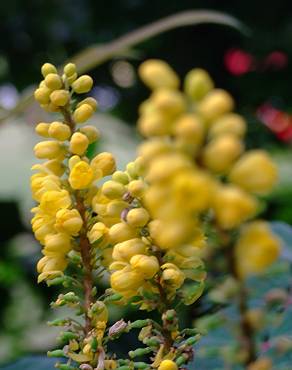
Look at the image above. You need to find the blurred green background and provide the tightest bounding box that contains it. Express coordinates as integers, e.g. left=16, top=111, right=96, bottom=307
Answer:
left=0, top=0, right=292, bottom=368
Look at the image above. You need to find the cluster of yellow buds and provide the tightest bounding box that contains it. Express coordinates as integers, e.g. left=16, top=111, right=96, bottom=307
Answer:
left=137, top=59, right=280, bottom=278
left=90, top=157, right=205, bottom=308
left=31, top=62, right=116, bottom=282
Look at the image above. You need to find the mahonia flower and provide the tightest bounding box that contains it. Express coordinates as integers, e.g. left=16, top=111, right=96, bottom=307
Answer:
left=137, top=59, right=280, bottom=277
left=91, top=157, right=206, bottom=309
left=31, top=62, right=116, bottom=283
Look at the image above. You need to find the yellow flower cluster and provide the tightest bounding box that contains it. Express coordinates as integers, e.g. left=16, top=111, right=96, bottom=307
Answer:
left=31, top=62, right=116, bottom=282
left=137, top=59, right=280, bottom=276
left=235, top=221, right=281, bottom=279
left=91, top=158, right=205, bottom=306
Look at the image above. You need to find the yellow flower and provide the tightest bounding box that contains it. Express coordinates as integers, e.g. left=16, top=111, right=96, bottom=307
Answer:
left=43, top=233, right=72, bottom=256
left=31, top=172, right=61, bottom=202
left=126, top=208, right=149, bottom=228
left=229, top=150, right=278, bottom=194
left=208, top=113, right=246, bottom=138
left=202, top=134, right=243, bottom=173
left=73, top=103, right=94, bottom=123
left=158, top=360, right=178, bottom=370
left=151, top=88, right=186, bottom=117
left=112, top=238, right=147, bottom=262
left=173, top=114, right=205, bottom=147
left=161, top=263, right=185, bottom=289
left=80, top=125, right=100, bottom=143
left=197, top=88, right=234, bottom=122
left=108, top=222, right=138, bottom=243
left=55, top=208, right=83, bottom=235
left=130, top=254, right=159, bottom=279
left=87, top=222, right=108, bottom=244
left=102, top=181, right=125, bottom=199
left=235, top=221, right=281, bottom=279
left=34, top=141, right=65, bottom=159
left=39, top=189, right=71, bottom=215
left=44, top=73, right=63, bottom=90
left=48, top=121, right=71, bottom=141
left=138, top=59, right=179, bottom=90
left=71, top=75, right=93, bottom=93
left=212, top=185, right=258, bottom=229
left=31, top=209, right=55, bottom=244
left=69, top=132, right=89, bottom=155
left=50, top=89, right=70, bottom=107
left=69, top=161, right=94, bottom=190
left=91, top=152, right=116, bottom=176
left=110, top=267, right=144, bottom=293
left=184, top=68, right=214, bottom=101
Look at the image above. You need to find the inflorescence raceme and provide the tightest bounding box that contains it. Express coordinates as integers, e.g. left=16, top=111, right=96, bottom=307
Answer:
left=31, top=62, right=205, bottom=370
left=31, top=60, right=281, bottom=370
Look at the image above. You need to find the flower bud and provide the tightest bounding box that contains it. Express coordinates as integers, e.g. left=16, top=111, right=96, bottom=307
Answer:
left=69, top=132, right=89, bottom=155
left=202, top=134, right=243, bottom=173
left=72, top=75, right=93, bottom=93
left=209, top=113, right=246, bottom=138
left=112, top=171, right=129, bottom=185
left=229, top=150, right=278, bottom=194
left=44, top=73, right=63, bottom=90
left=235, top=221, right=281, bottom=279
left=130, top=254, right=159, bottom=279
left=44, top=233, right=71, bottom=255
left=184, top=68, right=214, bottom=101
left=41, top=63, right=57, bottom=77
left=152, top=89, right=186, bottom=117
left=69, top=161, right=94, bottom=189
left=87, top=222, right=107, bottom=244
left=55, top=208, right=83, bottom=235
left=50, top=89, right=70, bottom=106
left=77, top=97, right=98, bottom=111
left=198, top=89, right=234, bottom=122
left=102, top=181, right=126, bottom=199
left=174, top=114, right=204, bottom=146
left=91, top=152, right=116, bottom=176
left=40, top=189, right=71, bottom=215
left=127, top=179, right=146, bottom=198
left=138, top=59, right=179, bottom=90
left=44, top=159, right=65, bottom=176
left=35, top=122, right=50, bottom=137
left=212, top=185, right=258, bottom=229
left=110, top=268, right=143, bottom=292
left=48, top=121, right=71, bottom=141
left=106, top=200, right=127, bottom=217
left=34, top=87, right=51, bottom=104
left=158, top=360, right=178, bottom=370
left=126, top=208, right=149, bottom=228
left=73, top=103, right=94, bottom=123
left=34, top=141, right=65, bottom=159
left=112, top=238, right=147, bottom=262
left=161, top=266, right=185, bottom=289
left=108, top=222, right=138, bottom=243
left=63, top=63, right=76, bottom=77
left=79, top=125, right=100, bottom=143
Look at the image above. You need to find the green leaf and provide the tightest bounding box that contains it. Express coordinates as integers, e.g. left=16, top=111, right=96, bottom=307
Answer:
left=181, top=281, right=205, bottom=305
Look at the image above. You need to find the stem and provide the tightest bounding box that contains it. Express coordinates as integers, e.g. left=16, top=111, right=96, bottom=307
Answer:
left=238, top=282, right=256, bottom=366
left=217, top=226, right=257, bottom=367
left=76, top=195, right=94, bottom=334
left=61, top=105, right=93, bottom=334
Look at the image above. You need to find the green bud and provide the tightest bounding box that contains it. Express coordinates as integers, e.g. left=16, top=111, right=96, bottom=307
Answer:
left=58, top=331, right=78, bottom=343
left=47, top=350, right=65, bottom=358
left=134, top=362, right=150, bottom=369
left=47, top=318, right=68, bottom=327
left=144, top=338, right=160, bottom=347
left=116, top=367, right=131, bottom=370
left=129, top=347, right=152, bottom=358
left=104, top=293, right=123, bottom=302
left=63, top=292, right=79, bottom=303
left=184, top=335, right=201, bottom=346
left=91, top=336, right=98, bottom=352
left=130, top=320, right=151, bottom=329
left=176, top=355, right=188, bottom=366
left=47, top=277, right=66, bottom=286
left=57, top=365, right=76, bottom=370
